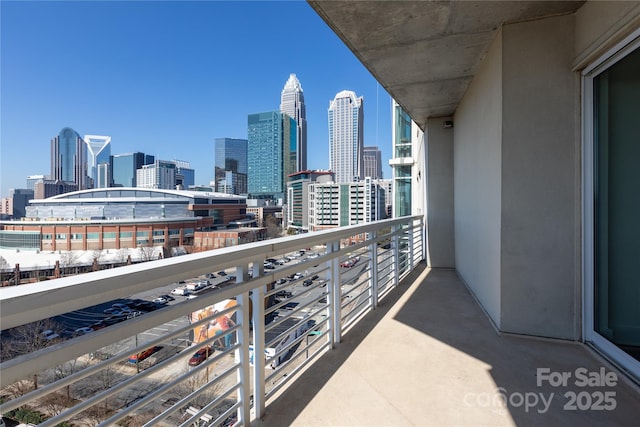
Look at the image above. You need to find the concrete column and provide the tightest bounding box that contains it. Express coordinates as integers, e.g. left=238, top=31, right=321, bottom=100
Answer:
left=426, top=117, right=455, bottom=268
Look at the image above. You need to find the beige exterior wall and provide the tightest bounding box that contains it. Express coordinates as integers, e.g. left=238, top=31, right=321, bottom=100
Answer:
left=450, top=3, right=639, bottom=340
left=500, top=14, right=579, bottom=339
left=454, top=29, right=503, bottom=328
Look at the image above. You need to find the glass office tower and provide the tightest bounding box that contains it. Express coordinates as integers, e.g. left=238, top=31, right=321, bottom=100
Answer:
left=51, top=127, right=89, bottom=190
left=84, top=135, right=112, bottom=188
left=111, top=152, right=155, bottom=187
left=247, top=112, right=296, bottom=202
left=214, top=138, right=248, bottom=195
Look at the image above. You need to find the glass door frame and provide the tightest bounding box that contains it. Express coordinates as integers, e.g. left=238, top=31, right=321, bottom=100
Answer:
left=582, top=29, right=640, bottom=381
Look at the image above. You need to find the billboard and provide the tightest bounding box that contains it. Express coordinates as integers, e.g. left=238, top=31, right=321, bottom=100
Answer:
left=191, top=299, right=238, bottom=346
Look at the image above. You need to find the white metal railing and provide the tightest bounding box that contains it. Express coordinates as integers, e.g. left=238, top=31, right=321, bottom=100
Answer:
left=0, top=215, right=423, bottom=426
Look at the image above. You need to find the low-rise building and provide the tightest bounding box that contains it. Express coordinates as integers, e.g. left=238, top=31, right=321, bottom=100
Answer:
left=0, top=188, right=248, bottom=252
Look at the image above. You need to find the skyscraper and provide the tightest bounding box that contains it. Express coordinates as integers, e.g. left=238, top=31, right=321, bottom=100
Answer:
left=111, top=152, right=155, bottom=187
left=363, top=146, right=383, bottom=179
left=51, top=127, right=89, bottom=190
left=328, top=90, right=364, bottom=183
left=247, top=112, right=296, bottom=202
left=84, top=134, right=112, bottom=188
left=215, top=138, right=248, bottom=195
left=280, top=73, right=307, bottom=171
left=136, top=160, right=177, bottom=189
left=171, top=160, right=195, bottom=189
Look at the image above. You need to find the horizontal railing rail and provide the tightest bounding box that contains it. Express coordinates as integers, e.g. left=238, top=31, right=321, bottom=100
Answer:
left=0, top=215, right=423, bottom=426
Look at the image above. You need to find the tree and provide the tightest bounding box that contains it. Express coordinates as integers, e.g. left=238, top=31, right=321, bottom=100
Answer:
left=6, top=318, right=63, bottom=358
left=264, top=215, right=281, bottom=239
left=54, top=358, right=88, bottom=400
left=59, top=251, right=81, bottom=275
left=137, top=245, right=156, bottom=262
left=116, top=248, right=129, bottom=265
left=174, top=369, right=223, bottom=409
left=0, top=255, right=9, bottom=270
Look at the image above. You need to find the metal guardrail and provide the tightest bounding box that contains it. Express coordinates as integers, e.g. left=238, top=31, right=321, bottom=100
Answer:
left=0, top=216, right=423, bottom=426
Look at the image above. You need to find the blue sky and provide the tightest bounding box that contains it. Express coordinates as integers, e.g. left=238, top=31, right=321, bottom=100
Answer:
left=0, top=0, right=392, bottom=197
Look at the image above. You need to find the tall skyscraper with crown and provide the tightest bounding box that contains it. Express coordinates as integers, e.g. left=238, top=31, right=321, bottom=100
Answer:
left=280, top=73, right=307, bottom=172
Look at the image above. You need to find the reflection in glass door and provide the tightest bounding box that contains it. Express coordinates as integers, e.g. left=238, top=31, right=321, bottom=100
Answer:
left=593, top=45, right=640, bottom=363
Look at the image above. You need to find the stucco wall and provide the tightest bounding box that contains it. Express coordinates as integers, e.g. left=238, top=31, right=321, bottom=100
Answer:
left=500, top=14, right=579, bottom=339
left=574, top=1, right=640, bottom=69
left=454, top=30, right=503, bottom=328
left=426, top=116, right=455, bottom=268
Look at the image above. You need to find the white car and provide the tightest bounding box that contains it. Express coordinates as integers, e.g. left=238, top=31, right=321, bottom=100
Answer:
left=75, top=327, right=93, bottom=335
left=41, top=330, right=60, bottom=341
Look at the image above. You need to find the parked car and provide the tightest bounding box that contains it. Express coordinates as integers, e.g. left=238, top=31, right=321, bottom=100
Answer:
left=171, top=287, right=190, bottom=296
left=188, top=346, right=213, bottom=367
left=130, top=300, right=159, bottom=311
left=128, top=346, right=158, bottom=364
left=74, top=327, right=93, bottom=335
left=206, top=273, right=216, bottom=279
left=303, top=279, right=313, bottom=287
left=311, top=275, right=320, bottom=281
left=159, top=294, right=175, bottom=301
left=126, top=310, right=144, bottom=319
left=153, top=297, right=169, bottom=305
left=41, top=330, right=60, bottom=341
left=218, top=271, right=227, bottom=276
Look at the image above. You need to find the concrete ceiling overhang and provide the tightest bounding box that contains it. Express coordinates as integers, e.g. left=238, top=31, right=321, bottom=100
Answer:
left=308, top=0, right=584, bottom=130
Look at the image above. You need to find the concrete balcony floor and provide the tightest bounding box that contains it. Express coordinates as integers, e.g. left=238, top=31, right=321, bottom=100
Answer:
left=256, top=264, right=640, bottom=426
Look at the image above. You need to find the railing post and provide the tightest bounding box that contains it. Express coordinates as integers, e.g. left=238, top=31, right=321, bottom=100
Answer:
left=250, top=259, right=266, bottom=420
left=327, top=239, right=341, bottom=346
left=392, top=224, right=400, bottom=288
left=419, top=216, right=425, bottom=262
left=408, top=219, right=415, bottom=270
left=236, top=288, right=251, bottom=426
left=369, top=230, right=378, bottom=308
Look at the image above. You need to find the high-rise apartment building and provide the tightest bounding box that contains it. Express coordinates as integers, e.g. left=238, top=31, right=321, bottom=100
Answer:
left=363, top=146, right=383, bottom=179
left=308, top=177, right=384, bottom=233
left=328, top=90, right=364, bottom=183
left=247, top=112, right=296, bottom=202
left=286, top=170, right=334, bottom=232
left=280, top=73, right=307, bottom=171
left=84, top=134, right=112, bottom=188
left=215, top=138, right=248, bottom=195
left=51, top=127, right=89, bottom=190
left=111, top=152, right=155, bottom=187
left=136, top=160, right=177, bottom=190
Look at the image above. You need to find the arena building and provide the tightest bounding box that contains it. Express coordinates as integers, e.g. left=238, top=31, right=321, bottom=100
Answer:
left=0, top=188, right=248, bottom=253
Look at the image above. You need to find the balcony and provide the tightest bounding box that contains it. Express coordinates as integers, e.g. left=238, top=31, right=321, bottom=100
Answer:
left=0, top=216, right=421, bottom=425
left=2, top=215, right=638, bottom=426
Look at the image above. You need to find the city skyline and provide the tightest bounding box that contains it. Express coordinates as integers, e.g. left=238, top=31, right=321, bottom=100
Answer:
left=0, top=1, right=392, bottom=197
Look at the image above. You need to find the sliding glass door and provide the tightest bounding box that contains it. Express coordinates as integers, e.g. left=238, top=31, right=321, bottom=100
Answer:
left=585, top=34, right=640, bottom=378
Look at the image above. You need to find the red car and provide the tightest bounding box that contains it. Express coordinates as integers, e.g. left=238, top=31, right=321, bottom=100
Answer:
left=189, top=346, right=213, bottom=367
left=128, top=346, right=158, bottom=364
